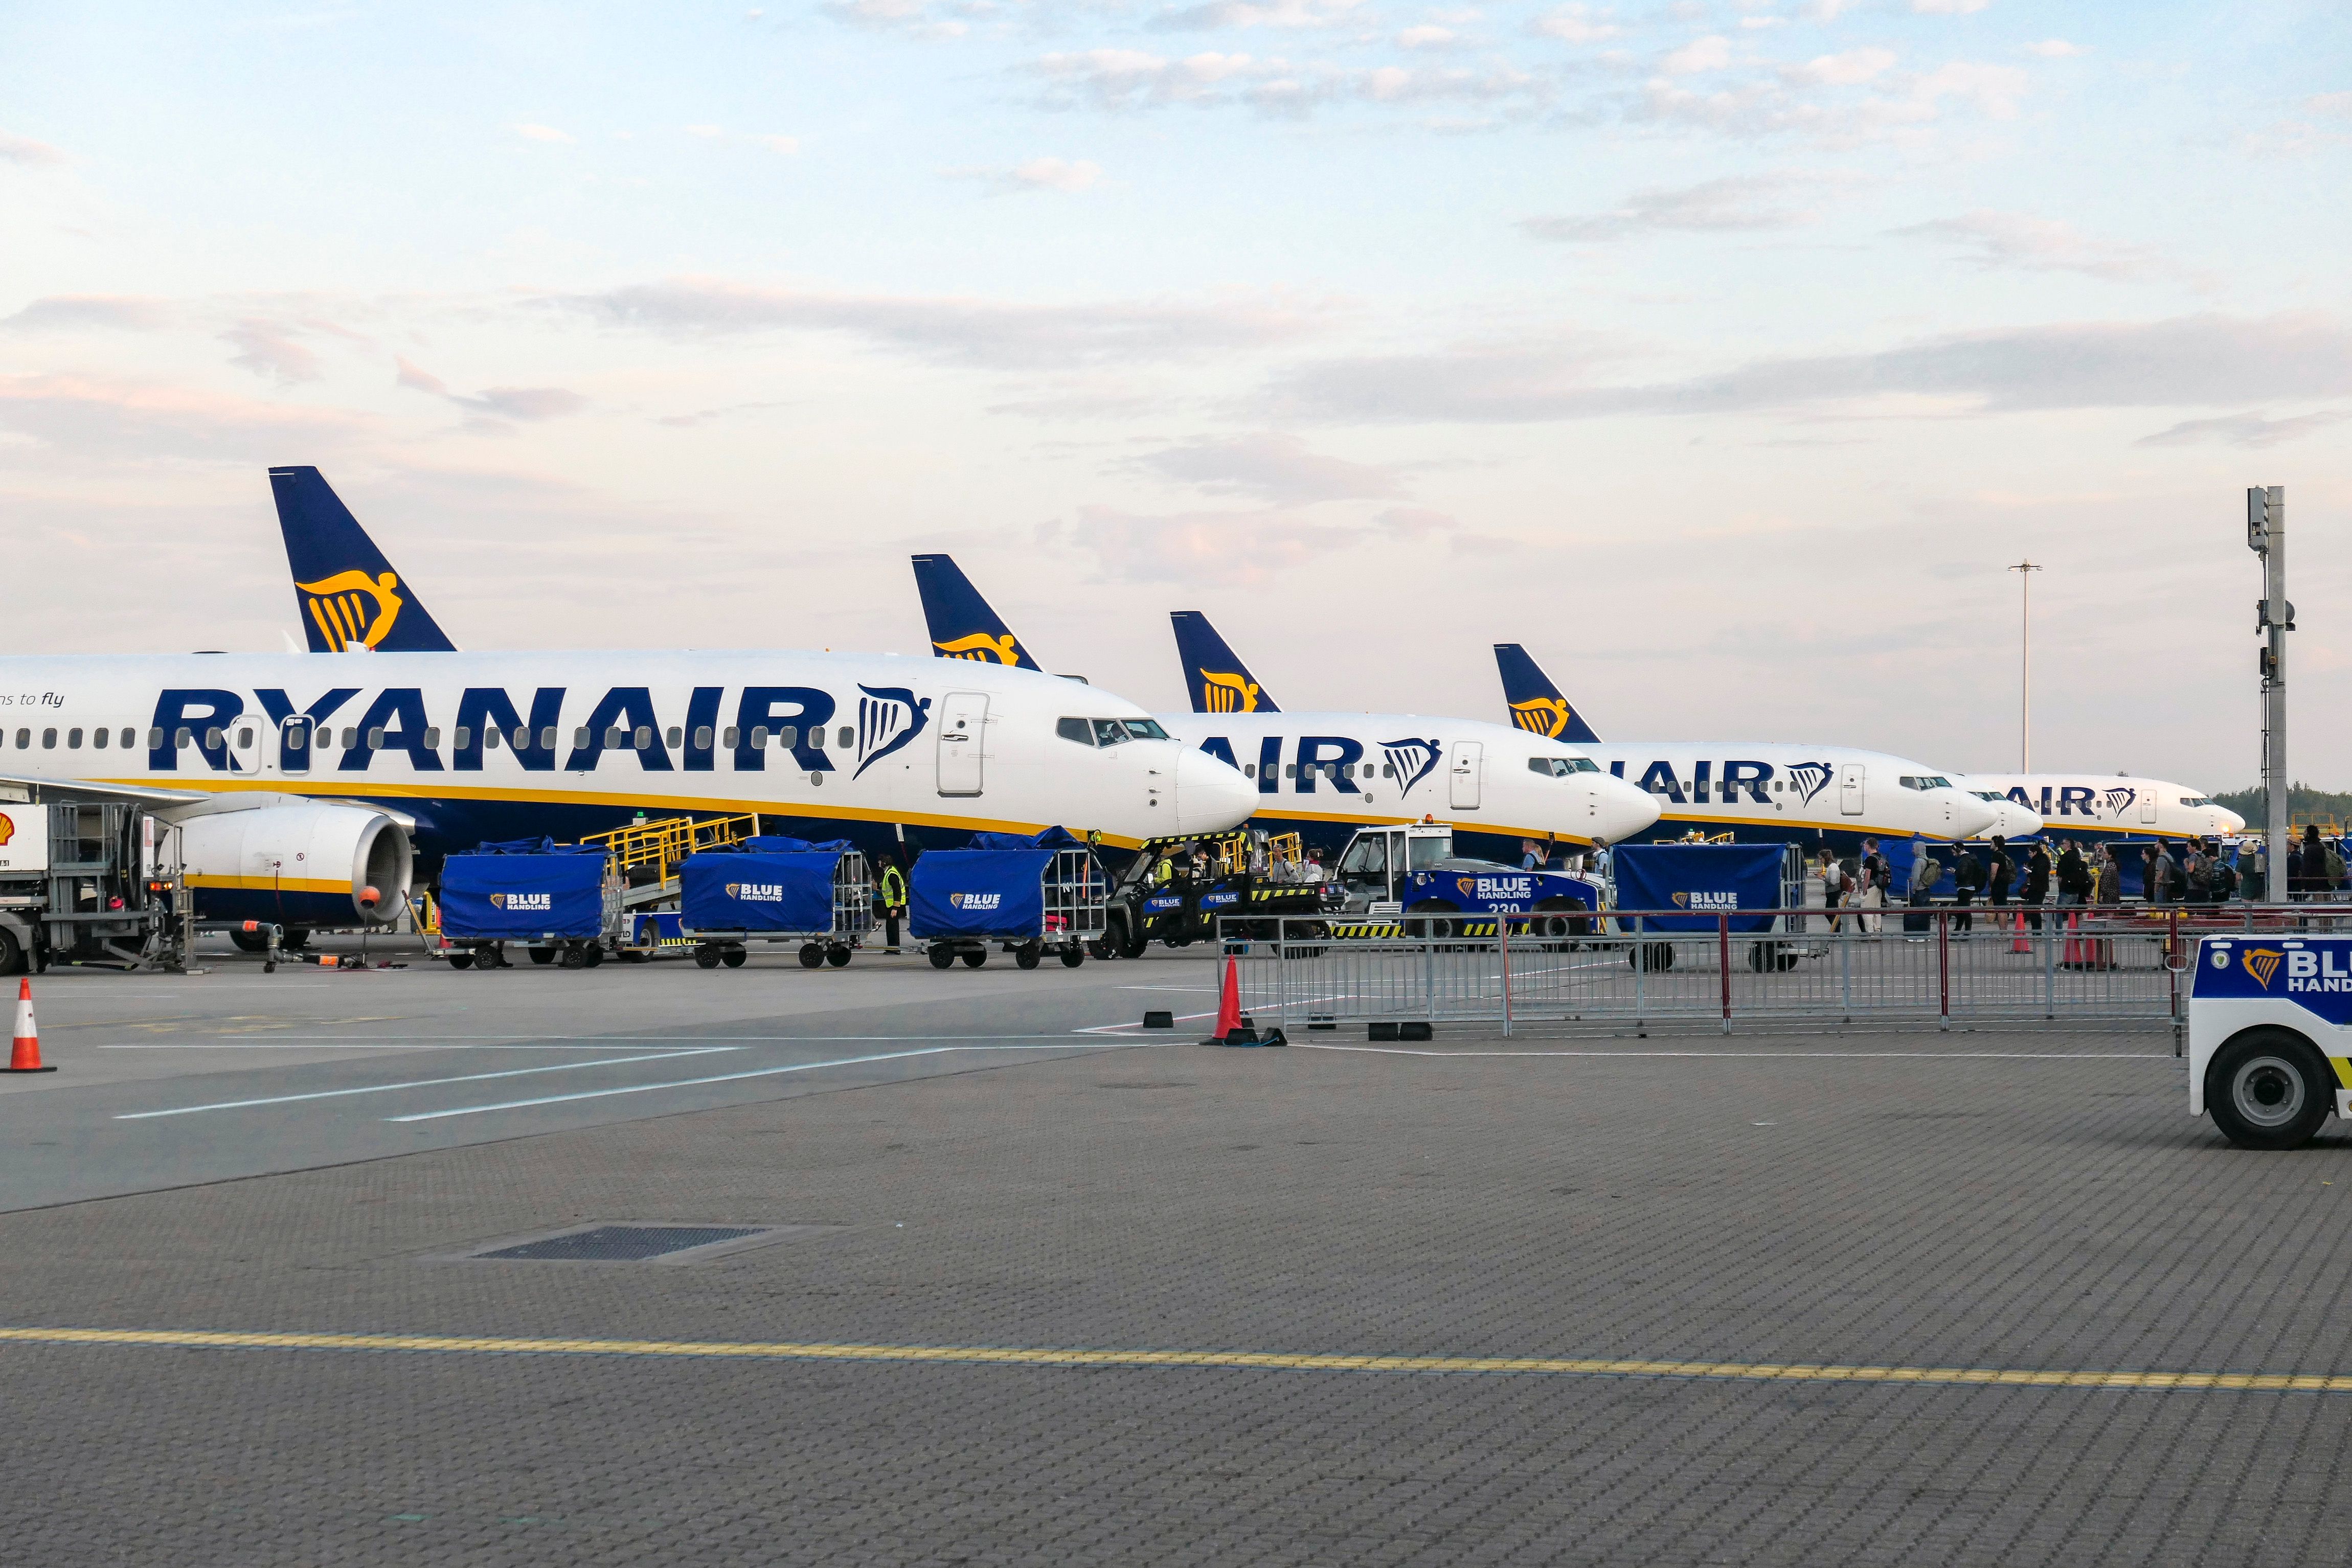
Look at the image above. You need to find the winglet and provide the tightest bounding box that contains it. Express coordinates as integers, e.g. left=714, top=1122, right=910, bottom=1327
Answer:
left=1495, top=644, right=1599, bottom=743
left=268, top=467, right=459, bottom=653
left=910, top=554, right=1043, bottom=670
left=1170, top=612, right=1279, bottom=715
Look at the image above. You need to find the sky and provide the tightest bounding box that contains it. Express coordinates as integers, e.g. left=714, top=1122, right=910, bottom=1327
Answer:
left=3, top=1, right=2348, bottom=790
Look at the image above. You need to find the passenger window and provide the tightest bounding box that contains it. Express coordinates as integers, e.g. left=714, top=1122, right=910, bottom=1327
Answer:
left=750, top=726, right=770, bottom=748
left=483, top=726, right=501, bottom=750
left=42, top=729, right=57, bottom=749
left=777, top=726, right=798, bottom=748
left=1383, top=764, right=1395, bottom=779
left=93, top=727, right=108, bottom=750
left=367, top=728, right=385, bottom=748
left=315, top=729, right=334, bottom=752
left=122, top=728, right=135, bottom=749
left=1057, top=717, right=1093, bottom=745
left=693, top=726, right=713, bottom=749
left=205, top=728, right=222, bottom=749
left=236, top=728, right=252, bottom=748
left=837, top=725, right=853, bottom=749
left=1285, top=763, right=1296, bottom=778
left=665, top=726, right=681, bottom=748
left=67, top=728, right=83, bottom=748
left=575, top=727, right=591, bottom=748
left=1243, top=763, right=1255, bottom=779
left=539, top=727, right=557, bottom=751
left=453, top=728, right=472, bottom=749
left=804, top=726, right=825, bottom=750
left=632, top=725, right=651, bottom=749
left=723, top=726, right=740, bottom=748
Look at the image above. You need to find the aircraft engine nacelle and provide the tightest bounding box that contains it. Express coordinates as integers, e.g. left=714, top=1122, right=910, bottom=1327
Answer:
left=175, top=803, right=414, bottom=928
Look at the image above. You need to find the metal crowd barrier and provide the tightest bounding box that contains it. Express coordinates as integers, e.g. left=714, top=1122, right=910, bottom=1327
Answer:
left=1216, top=905, right=2352, bottom=1037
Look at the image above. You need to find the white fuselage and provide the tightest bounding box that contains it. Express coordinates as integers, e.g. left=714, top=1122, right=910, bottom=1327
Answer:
left=1559, top=742, right=2006, bottom=844
left=1962, top=775, right=2243, bottom=842
left=0, top=650, right=1256, bottom=850
left=1157, top=711, right=1662, bottom=849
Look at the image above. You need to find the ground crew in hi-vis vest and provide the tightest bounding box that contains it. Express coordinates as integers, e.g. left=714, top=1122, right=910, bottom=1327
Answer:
left=880, top=859, right=908, bottom=953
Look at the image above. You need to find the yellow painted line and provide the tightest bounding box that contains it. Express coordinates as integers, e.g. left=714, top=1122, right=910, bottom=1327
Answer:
left=0, top=1326, right=2344, bottom=1392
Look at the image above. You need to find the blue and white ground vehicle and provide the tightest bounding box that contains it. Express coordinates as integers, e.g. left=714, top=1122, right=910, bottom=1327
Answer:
left=437, top=839, right=615, bottom=970
left=1333, top=823, right=1603, bottom=937
left=908, top=831, right=1109, bottom=970
left=677, top=836, right=872, bottom=970
left=2189, top=933, right=2352, bottom=1148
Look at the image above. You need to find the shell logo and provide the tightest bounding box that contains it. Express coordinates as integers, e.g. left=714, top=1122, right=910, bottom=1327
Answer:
left=0, top=811, right=12, bottom=848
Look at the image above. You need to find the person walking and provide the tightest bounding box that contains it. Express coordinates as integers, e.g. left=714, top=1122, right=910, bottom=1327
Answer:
left=2093, top=843, right=2122, bottom=905
left=1987, top=836, right=2014, bottom=911
left=2209, top=843, right=2238, bottom=904
left=1521, top=839, right=1545, bottom=871
left=1904, top=836, right=1938, bottom=939
left=2183, top=843, right=2212, bottom=906
left=2023, top=843, right=2052, bottom=932
left=878, top=854, right=909, bottom=953
left=1819, top=847, right=1848, bottom=933
left=2055, top=843, right=2090, bottom=907
left=2327, top=834, right=2348, bottom=903
left=1952, top=845, right=1984, bottom=932
left=1857, top=837, right=1888, bottom=935
left=2147, top=842, right=2177, bottom=907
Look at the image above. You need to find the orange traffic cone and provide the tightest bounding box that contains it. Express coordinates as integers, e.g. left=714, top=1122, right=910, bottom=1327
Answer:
left=7, top=979, right=54, bottom=1073
left=1211, top=955, right=1245, bottom=1041
left=2010, top=910, right=2030, bottom=954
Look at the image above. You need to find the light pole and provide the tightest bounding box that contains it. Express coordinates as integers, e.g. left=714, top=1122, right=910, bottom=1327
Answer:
left=2008, top=560, right=2041, bottom=770
left=2249, top=487, right=2289, bottom=887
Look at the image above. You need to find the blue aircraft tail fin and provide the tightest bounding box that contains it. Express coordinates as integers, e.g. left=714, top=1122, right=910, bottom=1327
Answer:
left=1495, top=644, right=1599, bottom=743
left=1170, top=611, right=1279, bottom=714
left=269, top=466, right=459, bottom=653
left=910, top=554, right=1044, bottom=670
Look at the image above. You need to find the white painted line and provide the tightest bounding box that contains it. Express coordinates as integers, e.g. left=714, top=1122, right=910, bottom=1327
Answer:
left=114, top=1049, right=740, bottom=1120
left=1285, top=1044, right=2170, bottom=1059
left=1116, top=986, right=1216, bottom=993
left=102, top=1033, right=1132, bottom=1044
left=387, top=1042, right=1156, bottom=1123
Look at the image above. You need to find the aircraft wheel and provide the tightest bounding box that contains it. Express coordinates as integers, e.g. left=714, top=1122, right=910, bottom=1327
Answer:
left=799, top=943, right=826, bottom=969
left=280, top=927, right=311, bottom=951
left=230, top=928, right=271, bottom=955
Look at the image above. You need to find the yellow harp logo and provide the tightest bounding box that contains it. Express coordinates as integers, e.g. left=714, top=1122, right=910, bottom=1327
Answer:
left=1509, top=698, right=1572, bottom=739
left=2242, top=947, right=2283, bottom=989
left=299, top=570, right=405, bottom=651
left=933, top=632, right=1023, bottom=664
left=488, top=893, right=506, bottom=909
left=1198, top=670, right=1261, bottom=713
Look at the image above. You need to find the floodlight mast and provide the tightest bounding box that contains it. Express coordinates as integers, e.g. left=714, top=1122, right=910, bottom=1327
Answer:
left=2249, top=485, right=2287, bottom=886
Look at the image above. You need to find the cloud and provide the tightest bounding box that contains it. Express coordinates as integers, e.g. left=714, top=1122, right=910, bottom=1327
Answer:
left=822, top=0, right=968, bottom=37
left=1533, top=6, right=1623, bottom=43
left=395, top=356, right=587, bottom=424
left=2, top=296, right=172, bottom=332
left=2135, top=411, right=2352, bottom=450
left=1908, top=60, right=2026, bottom=119
left=1029, top=47, right=1546, bottom=116
left=1038, top=504, right=1358, bottom=585
left=1781, top=46, right=1895, bottom=85
left=1133, top=431, right=1407, bottom=501
left=512, top=123, right=575, bottom=144
left=1521, top=172, right=1820, bottom=241
left=1149, top=0, right=1366, bottom=30
left=1660, top=35, right=1732, bottom=75
left=0, top=372, right=361, bottom=462
left=756, top=134, right=801, bottom=153
left=1398, top=25, right=1455, bottom=48
left=554, top=277, right=1319, bottom=370
left=2308, top=92, right=2352, bottom=118
left=0, top=130, right=67, bottom=167
left=1268, top=311, right=2352, bottom=423
left=951, top=156, right=1105, bottom=193
left=1893, top=211, right=2156, bottom=281
left=684, top=123, right=726, bottom=139
left=221, top=320, right=323, bottom=384
left=2022, top=38, right=2087, bottom=57
left=1911, top=0, right=1987, bottom=12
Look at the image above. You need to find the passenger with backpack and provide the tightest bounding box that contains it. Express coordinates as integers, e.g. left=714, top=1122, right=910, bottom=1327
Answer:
left=1951, top=847, right=1984, bottom=932
left=1986, top=837, right=2014, bottom=910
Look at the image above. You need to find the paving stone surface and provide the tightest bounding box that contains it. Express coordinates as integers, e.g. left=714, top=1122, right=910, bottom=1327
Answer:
left=3, top=1028, right=2348, bottom=1565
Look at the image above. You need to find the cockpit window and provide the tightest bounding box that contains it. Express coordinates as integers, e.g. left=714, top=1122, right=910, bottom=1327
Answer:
left=1898, top=776, right=1954, bottom=791
left=1122, top=717, right=1168, bottom=740
left=1527, top=756, right=1601, bottom=778
left=1092, top=719, right=1129, bottom=746
left=1056, top=717, right=1093, bottom=746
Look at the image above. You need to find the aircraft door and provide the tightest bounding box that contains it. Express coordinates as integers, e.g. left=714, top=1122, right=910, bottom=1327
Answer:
left=937, top=692, right=988, bottom=797
left=1448, top=741, right=1483, bottom=810
left=1838, top=763, right=1864, bottom=816
left=278, top=716, right=313, bottom=775
left=2139, top=790, right=2158, bottom=826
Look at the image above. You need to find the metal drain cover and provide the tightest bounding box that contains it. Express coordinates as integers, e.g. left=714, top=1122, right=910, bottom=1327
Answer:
left=457, top=1223, right=828, bottom=1265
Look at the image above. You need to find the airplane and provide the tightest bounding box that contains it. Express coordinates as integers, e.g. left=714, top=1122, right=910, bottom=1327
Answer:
left=0, top=471, right=1258, bottom=941
left=1956, top=775, right=2244, bottom=844
left=907, top=557, right=1663, bottom=860
left=1489, top=643, right=2008, bottom=848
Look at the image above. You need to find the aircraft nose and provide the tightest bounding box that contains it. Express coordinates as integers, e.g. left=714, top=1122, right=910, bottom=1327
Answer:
left=1591, top=775, right=1661, bottom=845
left=1169, top=744, right=1255, bottom=836
left=1948, top=790, right=2001, bottom=839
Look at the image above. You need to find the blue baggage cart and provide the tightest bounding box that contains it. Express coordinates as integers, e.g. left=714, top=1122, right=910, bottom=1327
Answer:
left=1611, top=843, right=1808, bottom=972
left=437, top=838, right=616, bottom=970
left=908, top=829, right=1107, bottom=970
left=677, top=837, right=872, bottom=970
